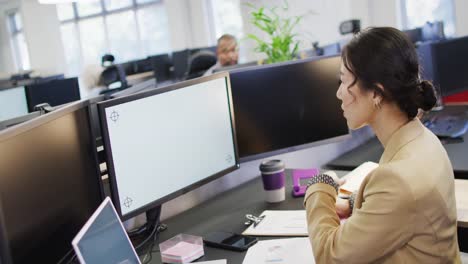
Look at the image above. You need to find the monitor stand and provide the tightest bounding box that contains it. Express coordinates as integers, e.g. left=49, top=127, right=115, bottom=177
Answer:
left=127, top=206, right=162, bottom=239
left=145, top=205, right=162, bottom=235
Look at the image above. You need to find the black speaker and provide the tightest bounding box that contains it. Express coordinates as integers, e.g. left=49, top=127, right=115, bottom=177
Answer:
left=339, top=19, right=361, bottom=35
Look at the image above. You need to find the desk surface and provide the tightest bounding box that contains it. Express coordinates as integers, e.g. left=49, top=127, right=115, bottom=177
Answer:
left=147, top=171, right=468, bottom=263
left=326, top=106, right=468, bottom=179
left=456, top=179, right=468, bottom=228
left=126, top=71, right=154, bottom=86
left=149, top=170, right=305, bottom=263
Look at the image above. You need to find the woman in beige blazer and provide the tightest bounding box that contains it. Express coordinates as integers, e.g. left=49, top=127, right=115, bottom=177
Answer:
left=304, top=27, right=461, bottom=263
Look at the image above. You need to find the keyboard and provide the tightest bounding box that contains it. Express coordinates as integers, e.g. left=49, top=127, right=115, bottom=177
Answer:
left=422, top=112, right=468, bottom=138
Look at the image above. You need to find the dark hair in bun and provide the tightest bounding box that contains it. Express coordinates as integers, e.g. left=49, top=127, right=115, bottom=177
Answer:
left=341, top=27, right=437, bottom=119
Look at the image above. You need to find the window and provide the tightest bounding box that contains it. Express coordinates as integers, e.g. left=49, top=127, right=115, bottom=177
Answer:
left=6, top=11, right=31, bottom=71
left=402, top=0, right=456, bottom=37
left=56, top=0, right=170, bottom=76
left=209, top=0, right=244, bottom=41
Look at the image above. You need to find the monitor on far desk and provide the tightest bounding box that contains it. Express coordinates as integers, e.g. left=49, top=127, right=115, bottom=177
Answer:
left=171, top=49, right=190, bottom=81
left=98, top=72, right=239, bottom=229
left=432, top=36, right=468, bottom=97
left=213, top=61, right=258, bottom=73
left=0, top=86, right=29, bottom=122
left=229, top=55, right=349, bottom=162
left=25, top=77, right=81, bottom=112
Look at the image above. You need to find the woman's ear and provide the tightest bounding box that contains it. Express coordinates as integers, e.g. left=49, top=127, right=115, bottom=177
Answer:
left=372, top=83, right=385, bottom=108
left=373, top=83, right=385, bottom=101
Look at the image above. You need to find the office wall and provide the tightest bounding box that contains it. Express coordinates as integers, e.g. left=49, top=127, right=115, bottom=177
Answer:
left=20, top=0, right=65, bottom=75
left=165, top=0, right=192, bottom=51
left=165, top=0, right=215, bottom=51
left=0, top=0, right=65, bottom=75
left=367, top=0, right=400, bottom=28
left=454, top=0, right=468, bottom=36
left=359, top=0, right=468, bottom=37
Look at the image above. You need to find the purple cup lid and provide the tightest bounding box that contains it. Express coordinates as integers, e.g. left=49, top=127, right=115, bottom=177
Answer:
left=259, top=160, right=285, bottom=173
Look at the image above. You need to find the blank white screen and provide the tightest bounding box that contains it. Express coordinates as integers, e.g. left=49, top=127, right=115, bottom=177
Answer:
left=0, top=87, right=28, bottom=122
left=105, top=77, right=236, bottom=216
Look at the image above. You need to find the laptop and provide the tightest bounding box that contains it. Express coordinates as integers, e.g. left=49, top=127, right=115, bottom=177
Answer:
left=72, top=197, right=141, bottom=264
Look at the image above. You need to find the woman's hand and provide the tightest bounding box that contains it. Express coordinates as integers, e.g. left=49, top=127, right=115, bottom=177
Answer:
left=336, top=197, right=351, bottom=218
left=323, top=171, right=351, bottom=218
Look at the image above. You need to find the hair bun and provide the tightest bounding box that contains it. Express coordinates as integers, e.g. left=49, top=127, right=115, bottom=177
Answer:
left=418, top=80, right=437, bottom=111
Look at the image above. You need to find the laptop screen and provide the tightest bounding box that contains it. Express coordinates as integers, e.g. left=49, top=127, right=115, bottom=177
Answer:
left=72, top=197, right=141, bottom=264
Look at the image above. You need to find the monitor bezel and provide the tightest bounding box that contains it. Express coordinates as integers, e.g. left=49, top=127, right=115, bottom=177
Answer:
left=227, top=55, right=351, bottom=163
left=98, top=72, right=240, bottom=220
left=432, top=36, right=468, bottom=97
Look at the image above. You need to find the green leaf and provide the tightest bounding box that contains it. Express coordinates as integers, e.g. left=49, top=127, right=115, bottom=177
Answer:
left=246, top=0, right=307, bottom=64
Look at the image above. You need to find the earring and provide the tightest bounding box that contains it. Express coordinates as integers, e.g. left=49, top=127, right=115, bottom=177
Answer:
left=374, top=101, right=382, bottom=109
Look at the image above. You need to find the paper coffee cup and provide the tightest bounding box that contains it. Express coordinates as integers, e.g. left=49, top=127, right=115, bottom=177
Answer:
left=259, top=160, right=286, bottom=203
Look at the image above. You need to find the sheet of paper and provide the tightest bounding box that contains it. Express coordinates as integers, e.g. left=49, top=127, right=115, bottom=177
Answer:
left=242, top=210, right=308, bottom=236
left=195, top=260, right=227, bottom=264
left=339, top=161, right=379, bottom=194
left=242, top=238, right=314, bottom=264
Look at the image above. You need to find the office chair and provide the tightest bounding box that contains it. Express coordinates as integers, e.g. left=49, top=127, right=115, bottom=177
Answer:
left=185, top=50, right=217, bottom=80
left=99, top=64, right=128, bottom=89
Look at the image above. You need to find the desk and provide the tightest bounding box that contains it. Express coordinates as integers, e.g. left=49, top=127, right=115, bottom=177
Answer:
left=149, top=170, right=304, bottom=263
left=147, top=170, right=468, bottom=263
left=326, top=106, right=468, bottom=179
left=456, top=179, right=468, bottom=228
left=126, top=71, right=154, bottom=86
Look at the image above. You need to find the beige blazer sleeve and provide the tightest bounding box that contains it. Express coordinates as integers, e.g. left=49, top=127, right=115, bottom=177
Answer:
left=304, top=166, right=415, bottom=263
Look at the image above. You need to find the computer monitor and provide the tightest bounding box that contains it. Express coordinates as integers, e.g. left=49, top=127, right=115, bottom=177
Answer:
left=150, top=54, right=172, bottom=83
left=403, top=28, right=423, bottom=44
left=98, top=72, right=239, bottom=220
left=431, top=36, right=468, bottom=96
left=229, top=55, right=349, bottom=161
left=0, top=100, right=103, bottom=263
left=25, top=77, right=81, bottom=112
left=33, top=74, right=65, bottom=84
left=0, top=86, right=29, bottom=122
left=172, top=49, right=190, bottom=80
left=213, top=61, right=258, bottom=73
left=135, top=58, right=153, bottom=73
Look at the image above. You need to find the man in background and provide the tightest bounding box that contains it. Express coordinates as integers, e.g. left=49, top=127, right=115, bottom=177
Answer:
left=204, top=34, right=239, bottom=75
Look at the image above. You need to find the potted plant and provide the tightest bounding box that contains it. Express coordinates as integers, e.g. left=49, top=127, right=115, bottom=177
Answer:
left=245, top=1, right=303, bottom=64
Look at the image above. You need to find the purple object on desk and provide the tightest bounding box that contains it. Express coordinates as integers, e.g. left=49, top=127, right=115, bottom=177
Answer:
left=292, top=168, right=319, bottom=197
